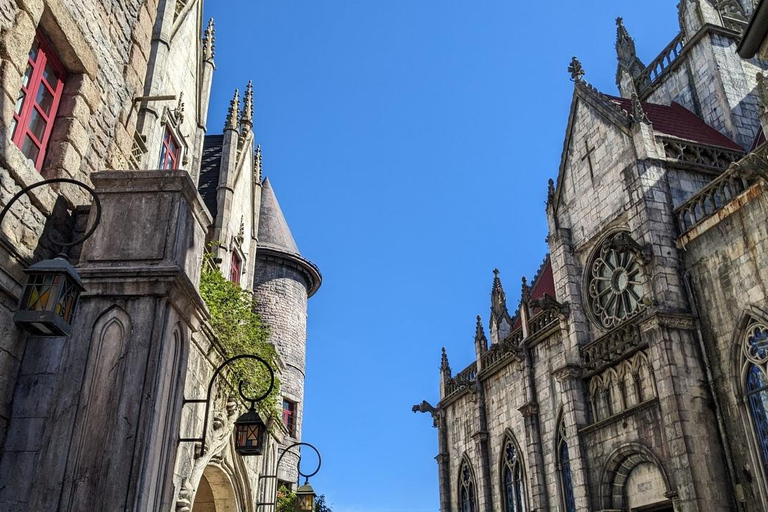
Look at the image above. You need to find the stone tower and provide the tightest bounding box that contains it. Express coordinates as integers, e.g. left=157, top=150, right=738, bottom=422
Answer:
left=253, top=177, right=321, bottom=485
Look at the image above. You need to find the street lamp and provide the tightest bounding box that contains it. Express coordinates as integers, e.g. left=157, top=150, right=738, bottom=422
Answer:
left=296, top=481, right=316, bottom=512
left=181, top=354, right=275, bottom=457
left=0, top=178, right=101, bottom=337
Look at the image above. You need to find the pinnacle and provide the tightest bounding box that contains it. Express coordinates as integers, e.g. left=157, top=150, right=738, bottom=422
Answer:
left=241, top=80, right=254, bottom=127
left=225, top=88, right=239, bottom=131
left=203, top=18, right=215, bottom=62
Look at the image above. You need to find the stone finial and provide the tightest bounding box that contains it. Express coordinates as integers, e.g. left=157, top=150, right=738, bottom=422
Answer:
left=757, top=73, right=768, bottom=116
left=241, top=80, right=254, bottom=129
left=203, top=18, right=215, bottom=62
left=547, top=178, right=555, bottom=205
left=225, top=89, right=239, bottom=131
left=521, top=276, right=531, bottom=303
left=630, top=93, right=650, bottom=124
left=568, top=56, right=585, bottom=82
left=254, top=144, right=263, bottom=182
left=615, top=17, right=637, bottom=61
left=475, top=315, right=487, bottom=344
left=440, top=347, right=451, bottom=374
left=173, top=91, right=185, bottom=125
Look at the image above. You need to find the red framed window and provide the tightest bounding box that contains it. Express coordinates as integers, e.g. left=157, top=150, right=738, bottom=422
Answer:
left=158, top=127, right=180, bottom=170
left=11, top=32, right=66, bottom=171
left=282, top=399, right=296, bottom=436
left=229, top=252, right=241, bottom=284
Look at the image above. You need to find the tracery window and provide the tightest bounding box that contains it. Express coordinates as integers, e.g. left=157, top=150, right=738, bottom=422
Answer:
left=557, top=419, right=576, bottom=512
left=502, top=437, right=527, bottom=512
left=587, top=231, right=645, bottom=329
left=459, top=461, right=477, bottom=512
left=742, top=322, right=768, bottom=479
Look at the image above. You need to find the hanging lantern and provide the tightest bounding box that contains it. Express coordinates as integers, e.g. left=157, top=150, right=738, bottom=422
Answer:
left=234, top=405, right=266, bottom=456
left=14, top=256, right=84, bottom=337
left=296, top=482, right=316, bottom=512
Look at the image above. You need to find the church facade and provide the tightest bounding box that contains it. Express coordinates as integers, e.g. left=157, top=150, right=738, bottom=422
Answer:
left=0, top=0, right=319, bottom=511
left=416, top=1, right=768, bottom=511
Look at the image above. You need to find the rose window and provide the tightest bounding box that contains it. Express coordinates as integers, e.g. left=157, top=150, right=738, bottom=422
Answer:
left=588, top=233, right=645, bottom=329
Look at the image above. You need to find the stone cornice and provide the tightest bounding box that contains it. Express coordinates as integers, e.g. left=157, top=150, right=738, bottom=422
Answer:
left=638, top=311, right=696, bottom=332
left=518, top=402, right=539, bottom=417
left=552, top=364, right=583, bottom=382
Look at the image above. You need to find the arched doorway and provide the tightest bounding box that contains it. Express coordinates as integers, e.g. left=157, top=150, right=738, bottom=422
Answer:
left=600, top=444, right=673, bottom=512
left=624, top=462, right=672, bottom=511
left=192, top=465, right=238, bottom=512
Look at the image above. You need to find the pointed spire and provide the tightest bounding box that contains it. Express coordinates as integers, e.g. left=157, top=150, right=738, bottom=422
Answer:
left=440, top=347, right=451, bottom=374
left=225, top=89, right=239, bottom=131
left=241, top=80, right=254, bottom=129
left=614, top=17, right=645, bottom=93
left=568, top=56, right=585, bottom=82
left=258, top=177, right=301, bottom=254
left=475, top=315, right=488, bottom=346
left=203, top=18, right=215, bottom=63
left=254, top=144, right=263, bottom=182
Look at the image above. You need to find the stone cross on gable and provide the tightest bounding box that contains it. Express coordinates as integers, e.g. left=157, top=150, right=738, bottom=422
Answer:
left=582, top=141, right=596, bottom=182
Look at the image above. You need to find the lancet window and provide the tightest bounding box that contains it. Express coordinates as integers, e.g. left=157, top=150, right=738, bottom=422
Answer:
left=459, top=461, right=477, bottom=512
left=502, top=436, right=527, bottom=512
left=557, top=419, right=576, bottom=512
left=742, top=321, right=768, bottom=480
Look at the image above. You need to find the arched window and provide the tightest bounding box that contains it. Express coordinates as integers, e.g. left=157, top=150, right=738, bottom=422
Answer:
left=557, top=419, right=576, bottom=512
left=743, top=322, right=768, bottom=479
left=459, top=460, right=477, bottom=512
left=502, top=436, right=527, bottom=512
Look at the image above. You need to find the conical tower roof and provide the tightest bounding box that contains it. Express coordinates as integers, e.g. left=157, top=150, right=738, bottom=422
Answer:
left=258, top=177, right=301, bottom=254
left=256, top=177, right=322, bottom=296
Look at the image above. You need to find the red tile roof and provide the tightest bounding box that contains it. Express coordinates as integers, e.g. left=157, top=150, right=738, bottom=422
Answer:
left=608, top=96, right=743, bottom=151
left=512, top=256, right=555, bottom=328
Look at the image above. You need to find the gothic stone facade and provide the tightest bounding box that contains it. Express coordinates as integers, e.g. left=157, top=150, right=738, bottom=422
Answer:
left=416, top=1, right=768, bottom=511
left=0, top=0, right=320, bottom=511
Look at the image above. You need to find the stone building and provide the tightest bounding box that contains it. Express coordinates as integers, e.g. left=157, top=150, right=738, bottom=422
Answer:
left=0, top=0, right=320, bottom=511
left=415, top=1, right=768, bottom=511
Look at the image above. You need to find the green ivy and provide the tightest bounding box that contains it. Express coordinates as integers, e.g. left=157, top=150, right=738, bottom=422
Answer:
left=199, top=254, right=280, bottom=418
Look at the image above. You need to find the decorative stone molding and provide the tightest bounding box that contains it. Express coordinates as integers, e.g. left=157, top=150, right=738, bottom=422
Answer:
left=639, top=312, right=696, bottom=333
left=553, top=364, right=583, bottom=382
left=661, top=137, right=743, bottom=172
left=519, top=402, right=539, bottom=417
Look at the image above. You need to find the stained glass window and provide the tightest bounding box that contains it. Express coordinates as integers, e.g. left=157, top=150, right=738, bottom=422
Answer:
left=459, top=462, right=477, bottom=512
left=587, top=232, right=645, bottom=329
left=557, top=420, right=576, bottom=512
left=746, top=363, right=768, bottom=476
left=502, top=438, right=527, bottom=512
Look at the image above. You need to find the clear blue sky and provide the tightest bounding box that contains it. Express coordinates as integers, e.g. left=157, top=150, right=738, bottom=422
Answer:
left=202, top=2, right=680, bottom=511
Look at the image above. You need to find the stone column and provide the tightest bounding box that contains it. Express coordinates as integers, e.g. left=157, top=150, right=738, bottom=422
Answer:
left=473, top=382, right=494, bottom=512
left=553, top=365, right=590, bottom=511
left=0, top=171, right=211, bottom=512
left=436, top=411, right=452, bottom=512
left=519, top=401, right=548, bottom=511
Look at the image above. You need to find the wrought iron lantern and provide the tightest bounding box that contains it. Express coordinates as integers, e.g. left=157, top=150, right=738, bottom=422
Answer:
left=181, top=354, right=275, bottom=458
left=0, top=178, right=101, bottom=338
left=296, top=481, right=316, bottom=512
left=14, top=256, right=84, bottom=336
left=234, top=404, right=267, bottom=456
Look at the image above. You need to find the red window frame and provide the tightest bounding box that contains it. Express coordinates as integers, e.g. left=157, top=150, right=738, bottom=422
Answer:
left=282, top=399, right=296, bottom=436
left=11, top=31, right=66, bottom=171
left=229, top=252, right=242, bottom=284
left=159, top=127, right=180, bottom=170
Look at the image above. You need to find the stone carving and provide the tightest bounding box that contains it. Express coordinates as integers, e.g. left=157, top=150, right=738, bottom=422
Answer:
left=241, top=80, right=253, bottom=128
left=175, top=478, right=195, bottom=512
left=254, top=144, right=263, bottom=182
left=568, top=56, right=585, bottom=82
left=225, top=89, right=239, bottom=131
left=717, top=0, right=749, bottom=32
left=582, top=321, right=644, bottom=374
left=588, top=350, right=655, bottom=422
left=629, top=93, right=650, bottom=125
left=172, top=91, right=185, bottom=126
left=547, top=178, right=555, bottom=205
left=615, top=17, right=646, bottom=86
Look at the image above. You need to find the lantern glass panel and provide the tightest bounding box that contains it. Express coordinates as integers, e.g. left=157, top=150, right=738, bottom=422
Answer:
left=299, top=494, right=314, bottom=511
left=235, top=416, right=264, bottom=455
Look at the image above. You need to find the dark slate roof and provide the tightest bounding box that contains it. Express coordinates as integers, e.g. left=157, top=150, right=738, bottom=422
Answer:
left=751, top=127, right=766, bottom=151
left=512, top=255, right=555, bottom=328
left=608, top=97, right=743, bottom=151
left=198, top=134, right=224, bottom=219
left=257, top=177, right=301, bottom=255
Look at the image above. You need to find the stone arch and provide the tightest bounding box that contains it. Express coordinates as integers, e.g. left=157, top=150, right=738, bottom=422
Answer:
left=192, top=464, right=238, bottom=512
left=599, top=444, right=671, bottom=510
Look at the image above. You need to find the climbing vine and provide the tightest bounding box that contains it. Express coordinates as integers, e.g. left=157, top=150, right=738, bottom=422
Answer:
left=200, top=252, right=280, bottom=417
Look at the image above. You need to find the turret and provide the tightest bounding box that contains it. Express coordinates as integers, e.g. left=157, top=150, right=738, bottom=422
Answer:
left=252, top=177, right=321, bottom=484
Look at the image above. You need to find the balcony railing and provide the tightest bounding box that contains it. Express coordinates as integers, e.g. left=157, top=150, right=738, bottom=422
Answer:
left=637, top=32, right=686, bottom=95
left=675, top=169, right=755, bottom=234
left=581, top=322, right=643, bottom=375
left=661, top=138, right=743, bottom=172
